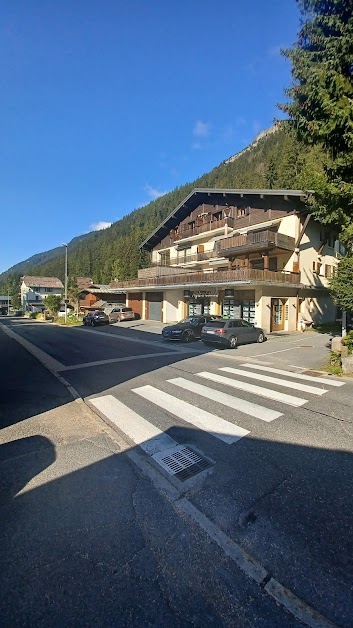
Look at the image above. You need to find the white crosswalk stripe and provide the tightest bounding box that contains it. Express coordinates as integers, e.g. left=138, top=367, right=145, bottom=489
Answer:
left=89, top=394, right=177, bottom=455
left=133, top=385, right=250, bottom=444
left=240, top=363, right=345, bottom=387
left=168, top=377, right=282, bottom=421
left=219, top=367, right=327, bottom=396
left=195, top=371, right=307, bottom=407
left=89, top=363, right=341, bottom=458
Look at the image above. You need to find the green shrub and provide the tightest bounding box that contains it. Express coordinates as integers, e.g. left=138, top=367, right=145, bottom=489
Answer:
left=327, top=351, right=343, bottom=375
left=342, top=330, right=353, bottom=354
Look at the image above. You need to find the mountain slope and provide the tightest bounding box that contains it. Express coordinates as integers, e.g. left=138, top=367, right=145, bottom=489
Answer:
left=0, top=126, right=324, bottom=291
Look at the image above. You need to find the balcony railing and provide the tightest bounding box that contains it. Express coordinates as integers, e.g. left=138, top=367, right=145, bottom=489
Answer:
left=216, top=230, right=295, bottom=255
left=171, top=216, right=235, bottom=242
left=110, top=268, right=300, bottom=289
left=154, top=250, right=220, bottom=266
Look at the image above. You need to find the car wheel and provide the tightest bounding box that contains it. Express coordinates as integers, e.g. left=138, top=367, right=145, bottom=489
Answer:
left=228, top=335, right=238, bottom=349
left=257, top=332, right=265, bottom=343
left=182, top=329, right=194, bottom=343
left=117, top=316, right=121, bottom=322
left=91, top=320, right=95, bottom=327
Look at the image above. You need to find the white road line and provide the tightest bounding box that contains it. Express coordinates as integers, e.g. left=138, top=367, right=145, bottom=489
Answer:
left=60, top=351, right=182, bottom=371
left=89, top=394, right=177, bottom=455
left=250, top=347, right=306, bottom=357
left=133, top=385, right=250, bottom=444
left=196, top=372, right=307, bottom=407
left=168, top=378, right=283, bottom=422
left=220, top=367, right=327, bottom=396
left=240, top=363, right=344, bottom=387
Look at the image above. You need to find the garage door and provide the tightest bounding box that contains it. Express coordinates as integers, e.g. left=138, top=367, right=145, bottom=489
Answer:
left=147, top=292, right=163, bottom=321
left=128, top=293, right=143, bottom=319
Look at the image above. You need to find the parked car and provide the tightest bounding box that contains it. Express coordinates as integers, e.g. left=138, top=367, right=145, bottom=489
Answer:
left=108, top=306, right=135, bottom=323
left=83, top=310, right=109, bottom=327
left=201, top=319, right=266, bottom=348
left=162, top=315, right=221, bottom=342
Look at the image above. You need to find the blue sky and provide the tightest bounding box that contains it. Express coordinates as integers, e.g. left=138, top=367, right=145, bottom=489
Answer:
left=0, top=0, right=300, bottom=273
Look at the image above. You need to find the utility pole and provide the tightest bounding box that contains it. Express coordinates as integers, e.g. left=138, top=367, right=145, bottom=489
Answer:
left=7, top=287, right=10, bottom=316
left=62, top=243, right=68, bottom=324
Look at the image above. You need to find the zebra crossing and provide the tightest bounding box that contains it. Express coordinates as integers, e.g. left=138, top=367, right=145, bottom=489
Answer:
left=89, top=364, right=344, bottom=475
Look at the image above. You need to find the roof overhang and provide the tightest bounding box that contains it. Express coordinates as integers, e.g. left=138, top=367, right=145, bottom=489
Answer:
left=140, top=188, right=312, bottom=252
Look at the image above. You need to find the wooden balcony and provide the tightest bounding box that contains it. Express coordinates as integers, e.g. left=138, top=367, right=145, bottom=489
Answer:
left=172, top=216, right=235, bottom=242
left=110, top=267, right=300, bottom=289
left=153, top=251, right=220, bottom=266
left=216, top=230, right=295, bottom=256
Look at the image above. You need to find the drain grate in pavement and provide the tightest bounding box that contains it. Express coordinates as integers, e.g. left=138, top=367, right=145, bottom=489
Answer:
left=152, top=445, right=213, bottom=481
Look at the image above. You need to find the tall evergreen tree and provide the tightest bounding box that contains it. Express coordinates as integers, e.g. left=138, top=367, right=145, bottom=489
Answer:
left=280, top=0, right=353, bottom=321
left=280, top=0, right=353, bottom=231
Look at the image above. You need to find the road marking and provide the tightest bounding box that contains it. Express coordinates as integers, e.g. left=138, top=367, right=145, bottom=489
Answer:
left=60, top=351, right=184, bottom=371
left=240, top=363, right=344, bottom=387
left=168, top=377, right=282, bottom=422
left=133, top=385, right=250, bottom=444
left=250, top=346, right=311, bottom=357
left=74, top=326, right=207, bottom=354
left=89, top=395, right=177, bottom=455
left=196, top=372, right=307, bottom=407
left=220, top=367, right=327, bottom=396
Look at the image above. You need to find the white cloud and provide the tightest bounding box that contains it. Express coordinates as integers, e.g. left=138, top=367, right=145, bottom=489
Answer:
left=191, top=141, right=202, bottom=150
left=90, top=221, right=112, bottom=231
left=144, top=184, right=168, bottom=199
left=193, top=120, right=210, bottom=138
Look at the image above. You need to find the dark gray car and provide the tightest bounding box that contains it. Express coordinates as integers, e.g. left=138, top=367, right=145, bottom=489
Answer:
left=83, top=310, right=109, bottom=327
left=201, top=319, right=266, bottom=348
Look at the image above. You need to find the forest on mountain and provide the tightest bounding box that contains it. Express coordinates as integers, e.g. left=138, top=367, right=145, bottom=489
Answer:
left=0, top=126, right=326, bottom=297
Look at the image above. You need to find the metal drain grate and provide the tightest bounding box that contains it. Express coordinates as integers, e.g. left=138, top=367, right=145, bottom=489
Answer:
left=152, top=445, right=213, bottom=481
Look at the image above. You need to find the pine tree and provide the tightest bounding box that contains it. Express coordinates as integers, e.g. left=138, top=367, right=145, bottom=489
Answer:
left=280, top=0, right=353, bottom=230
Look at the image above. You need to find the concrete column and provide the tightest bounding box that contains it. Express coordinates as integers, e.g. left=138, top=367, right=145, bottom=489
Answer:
left=126, top=293, right=129, bottom=306
left=263, top=254, right=269, bottom=271
left=142, top=291, right=146, bottom=320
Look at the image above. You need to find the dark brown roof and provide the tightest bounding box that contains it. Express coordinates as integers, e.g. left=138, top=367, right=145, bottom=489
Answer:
left=22, top=276, right=64, bottom=289
left=140, top=188, right=311, bottom=252
left=77, top=276, right=93, bottom=288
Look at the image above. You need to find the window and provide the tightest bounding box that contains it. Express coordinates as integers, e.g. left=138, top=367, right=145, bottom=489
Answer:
left=45, top=288, right=51, bottom=292
left=325, top=264, right=333, bottom=278
left=320, top=230, right=336, bottom=248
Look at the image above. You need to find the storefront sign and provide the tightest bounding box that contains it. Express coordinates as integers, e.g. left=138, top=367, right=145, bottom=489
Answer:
left=191, top=291, right=219, bottom=298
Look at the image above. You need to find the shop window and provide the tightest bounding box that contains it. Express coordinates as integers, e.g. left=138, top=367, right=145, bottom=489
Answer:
left=242, top=300, right=255, bottom=324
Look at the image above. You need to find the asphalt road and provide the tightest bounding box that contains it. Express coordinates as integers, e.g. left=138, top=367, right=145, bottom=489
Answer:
left=1, top=316, right=352, bottom=627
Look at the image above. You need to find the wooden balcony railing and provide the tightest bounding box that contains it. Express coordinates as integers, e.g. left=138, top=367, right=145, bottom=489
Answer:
left=153, top=251, right=219, bottom=266
left=171, top=216, right=235, bottom=242
left=216, top=230, right=295, bottom=255
left=110, top=267, right=300, bottom=289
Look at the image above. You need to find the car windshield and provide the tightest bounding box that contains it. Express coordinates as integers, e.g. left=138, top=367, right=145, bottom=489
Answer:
left=179, top=317, right=199, bottom=325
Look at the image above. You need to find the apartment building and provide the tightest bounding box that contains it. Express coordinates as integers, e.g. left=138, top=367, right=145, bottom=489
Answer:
left=110, top=188, right=338, bottom=332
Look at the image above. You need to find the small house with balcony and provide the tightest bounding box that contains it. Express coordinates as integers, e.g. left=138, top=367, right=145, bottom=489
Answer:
left=20, top=276, right=64, bottom=312
left=110, top=188, right=338, bottom=332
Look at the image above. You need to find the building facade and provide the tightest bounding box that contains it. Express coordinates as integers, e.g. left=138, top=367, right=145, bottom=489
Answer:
left=20, top=276, right=64, bottom=312
left=110, top=188, right=338, bottom=332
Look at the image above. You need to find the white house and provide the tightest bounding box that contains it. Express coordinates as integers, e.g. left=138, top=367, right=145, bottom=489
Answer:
left=21, top=276, right=64, bottom=312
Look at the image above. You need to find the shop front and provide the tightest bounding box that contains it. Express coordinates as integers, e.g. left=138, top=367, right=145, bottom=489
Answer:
left=220, top=289, right=256, bottom=324
left=184, top=289, right=218, bottom=316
